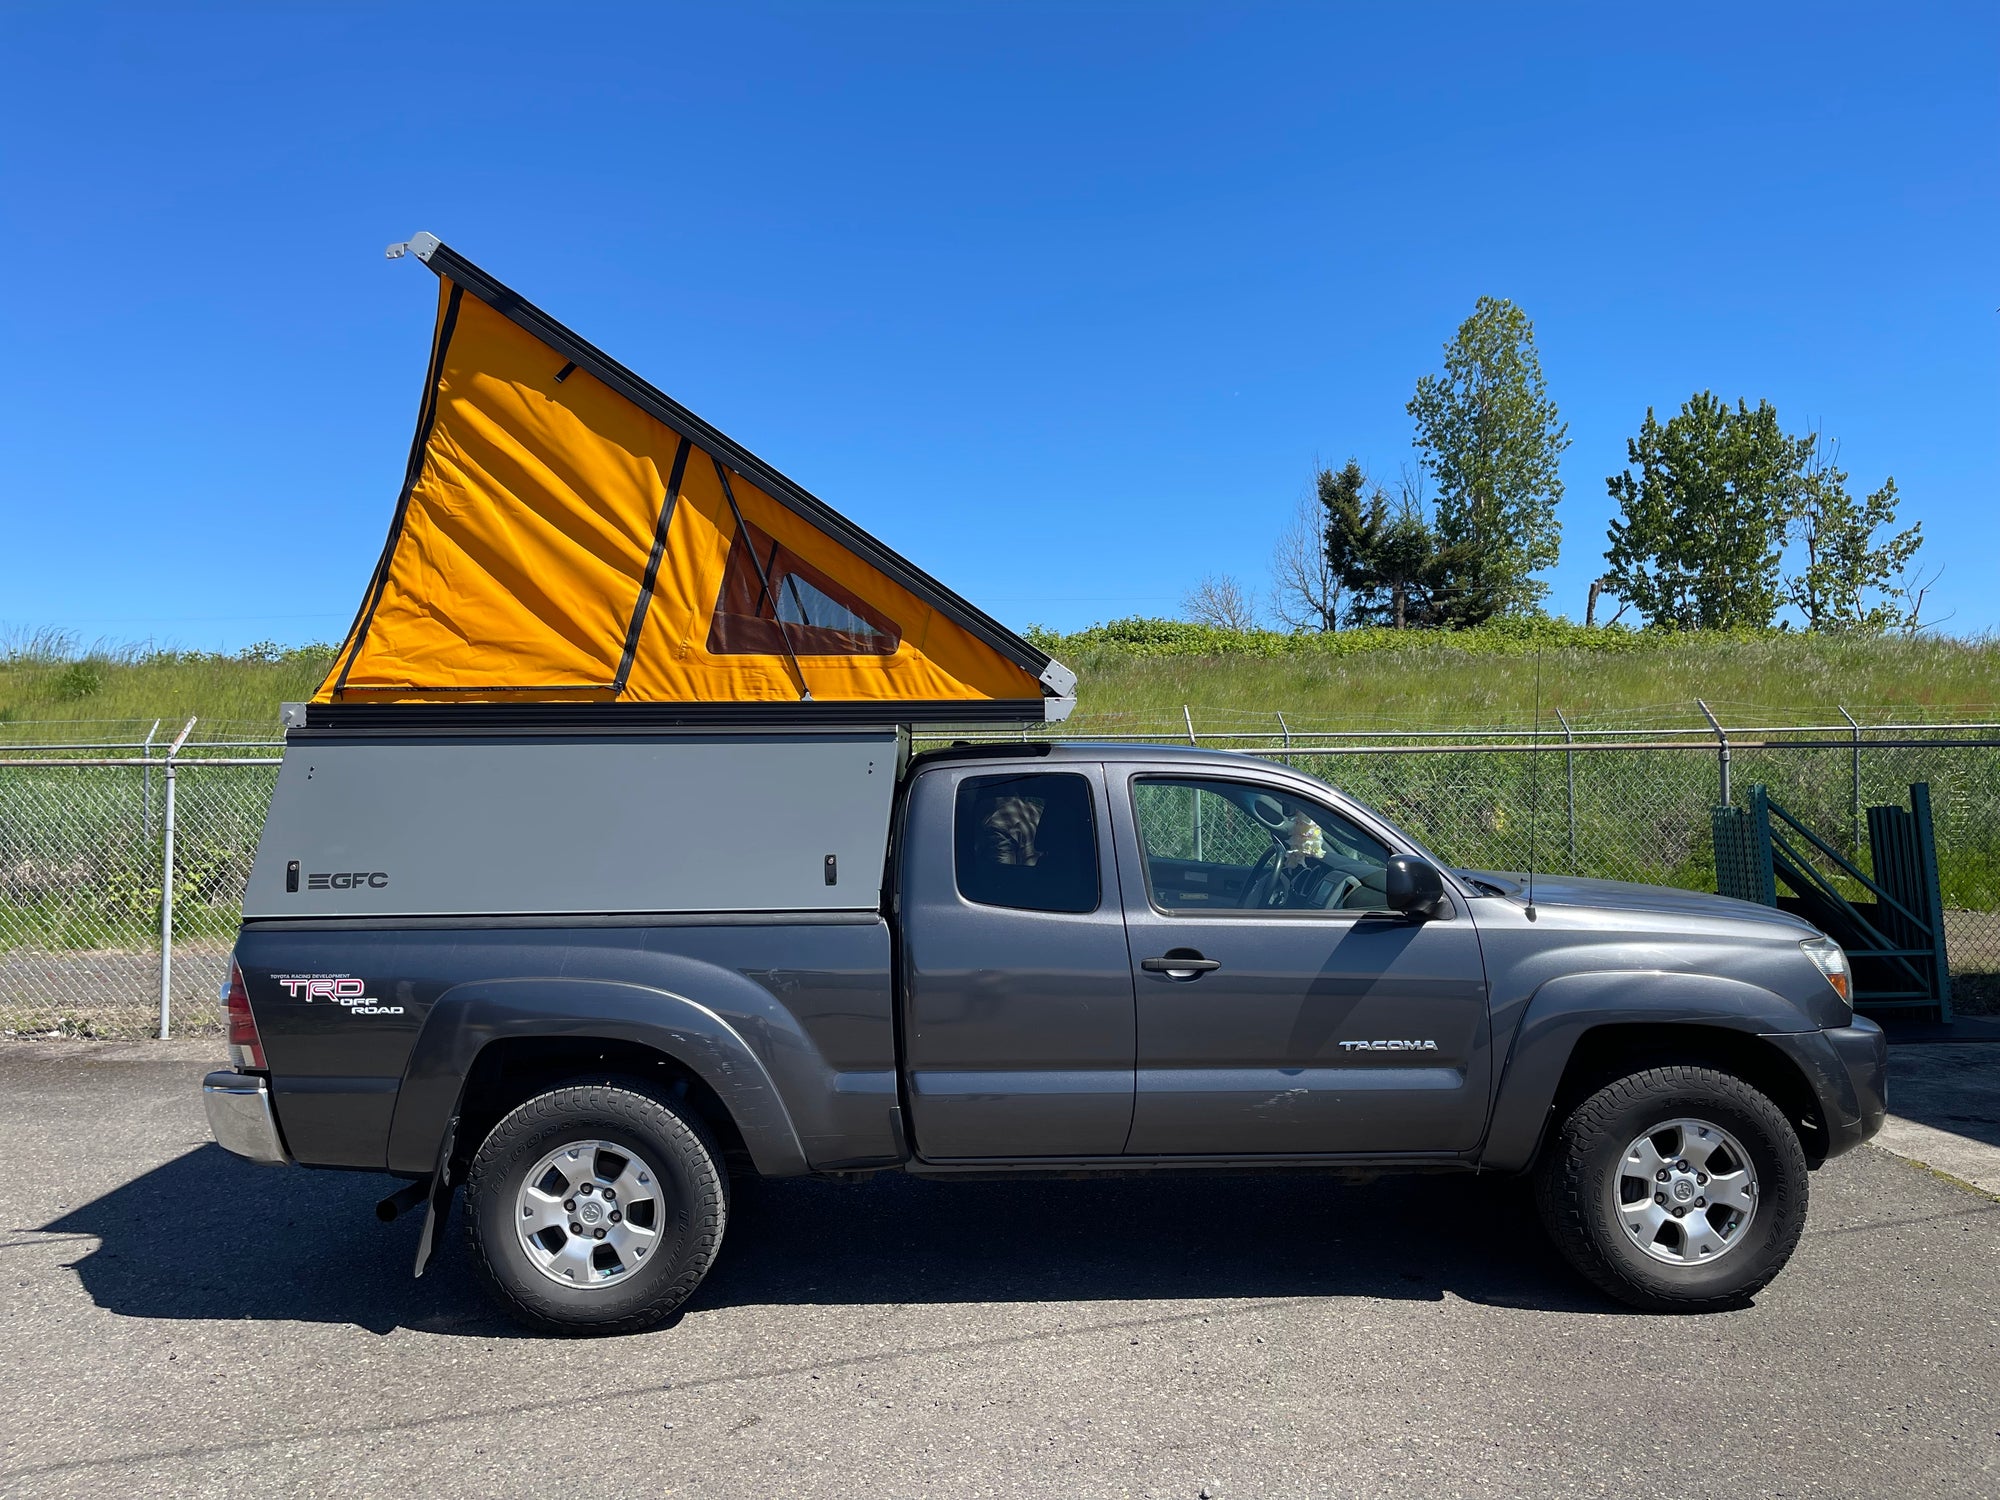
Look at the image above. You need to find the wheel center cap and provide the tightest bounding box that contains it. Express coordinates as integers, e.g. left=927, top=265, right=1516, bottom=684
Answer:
left=1672, top=1179, right=1695, bottom=1203
left=580, top=1200, right=605, bottom=1224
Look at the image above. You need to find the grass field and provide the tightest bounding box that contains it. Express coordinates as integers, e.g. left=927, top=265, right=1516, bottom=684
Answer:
left=1025, top=619, right=2000, bottom=735
left=0, top=632, right=335, bottom=744
left=5, top=620, right=1998, bottom=743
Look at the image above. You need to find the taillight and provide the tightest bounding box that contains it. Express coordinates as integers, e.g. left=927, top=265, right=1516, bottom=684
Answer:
left=225, top=960, right=266, bottom=1070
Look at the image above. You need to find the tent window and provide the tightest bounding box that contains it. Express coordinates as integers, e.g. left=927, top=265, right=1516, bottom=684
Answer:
left=708, top=519, right=902, bottom=657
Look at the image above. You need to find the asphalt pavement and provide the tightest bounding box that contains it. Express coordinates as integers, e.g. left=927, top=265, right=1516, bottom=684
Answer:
left=1, top=1040, right=1996, bottom=1499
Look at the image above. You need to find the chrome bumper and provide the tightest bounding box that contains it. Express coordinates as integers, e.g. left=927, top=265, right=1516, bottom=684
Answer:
left=202, top=1070, right=291, bottom=1165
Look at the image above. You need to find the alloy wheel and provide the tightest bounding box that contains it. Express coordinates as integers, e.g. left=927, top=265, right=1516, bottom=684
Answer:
left=516, top=1139, right=663, bottom=1288
left=1612, top=1117, right=1758, bottom=1266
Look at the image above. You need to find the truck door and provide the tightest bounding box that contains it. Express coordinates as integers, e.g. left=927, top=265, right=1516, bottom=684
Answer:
left=1108, top=769, right=1490, bottom=1156
left=899, top=760, right=1135, bottom=1158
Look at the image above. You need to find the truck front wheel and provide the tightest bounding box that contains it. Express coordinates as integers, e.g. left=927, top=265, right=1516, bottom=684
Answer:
left=1534, top=1065, right=1808, bottom=1312
left=464, top=1081, right=728, bottom=1335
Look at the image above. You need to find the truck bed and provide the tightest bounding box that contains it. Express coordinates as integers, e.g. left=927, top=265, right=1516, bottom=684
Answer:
left=237, top=915, right=899, bottom=1174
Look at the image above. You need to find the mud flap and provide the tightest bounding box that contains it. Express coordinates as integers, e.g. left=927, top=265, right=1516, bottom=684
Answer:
left=412, top=1114, right=458, bottom=1278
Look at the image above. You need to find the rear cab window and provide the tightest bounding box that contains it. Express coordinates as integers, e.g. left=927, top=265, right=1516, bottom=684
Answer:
left=953, top=772, right=1100, bottom=914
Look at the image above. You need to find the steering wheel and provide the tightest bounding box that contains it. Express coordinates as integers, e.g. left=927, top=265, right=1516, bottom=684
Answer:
left=1238, top=840, right=1284, bottom=908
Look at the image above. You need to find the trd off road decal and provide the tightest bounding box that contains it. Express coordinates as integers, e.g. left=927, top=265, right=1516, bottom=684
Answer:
left=273, top=975, right=404, bottom=1016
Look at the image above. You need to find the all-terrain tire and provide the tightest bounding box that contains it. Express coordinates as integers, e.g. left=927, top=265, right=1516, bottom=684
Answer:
left=1534, top=1065, right=1808, bottom=1313
left=464, top=1080, right=728, bottom=1336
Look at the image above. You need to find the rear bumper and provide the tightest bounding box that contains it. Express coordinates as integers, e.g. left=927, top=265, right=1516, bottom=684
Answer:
left=202, top=1070, right=292, bottom=1165
left=1764, top=1018, right=1888, bottom=1162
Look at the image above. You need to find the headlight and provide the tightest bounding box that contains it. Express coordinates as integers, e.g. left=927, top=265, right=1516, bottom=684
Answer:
left=1800, top=936, right=1851, bottom=1007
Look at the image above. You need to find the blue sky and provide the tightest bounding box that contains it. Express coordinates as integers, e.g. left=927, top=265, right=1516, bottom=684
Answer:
left=2, top=2, right=1994, bottom=648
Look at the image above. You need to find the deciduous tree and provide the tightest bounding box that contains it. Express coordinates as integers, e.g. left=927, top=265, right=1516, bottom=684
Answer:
left=1270, top=492, right=1342, bottom=632
left=1407, top=297, right=1569, bottom=614
left=1785, top=440, right=1925, bottom=632
left=1180, top=572, right=1260, bottom=632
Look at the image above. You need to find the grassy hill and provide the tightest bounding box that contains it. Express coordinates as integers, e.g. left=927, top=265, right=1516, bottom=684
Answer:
left=1025, top=619, right=2000, bottom=735
left=0, top=635, right=336, bottom=744
left=4, top=621, right=1998, bottom=743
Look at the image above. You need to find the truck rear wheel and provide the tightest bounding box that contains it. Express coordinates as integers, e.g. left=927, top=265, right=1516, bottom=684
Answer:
left=1534, top=1065, right=1807, bottom=1312
left=464, top=1081, right=728, bottom=1335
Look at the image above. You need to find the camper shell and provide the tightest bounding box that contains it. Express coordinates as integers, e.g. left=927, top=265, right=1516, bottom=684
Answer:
left=245, top=725, right=906, bottom=920
left=205, top=236, right=1887, bottom=1335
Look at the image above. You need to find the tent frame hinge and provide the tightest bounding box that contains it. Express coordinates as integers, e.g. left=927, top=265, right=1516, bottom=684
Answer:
left=386, top=232, right=442, bottom=263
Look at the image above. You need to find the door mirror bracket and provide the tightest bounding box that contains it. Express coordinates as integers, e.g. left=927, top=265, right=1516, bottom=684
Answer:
left=1384, top=854, right=1448, bottom=920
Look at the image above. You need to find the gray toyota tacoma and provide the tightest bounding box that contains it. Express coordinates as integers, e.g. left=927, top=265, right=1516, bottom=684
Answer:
left=205, top=733, right=1886, bottom=1334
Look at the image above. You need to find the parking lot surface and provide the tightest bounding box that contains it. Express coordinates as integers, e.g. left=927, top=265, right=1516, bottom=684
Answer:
left=2, top=1041, right=1996, bottom=1499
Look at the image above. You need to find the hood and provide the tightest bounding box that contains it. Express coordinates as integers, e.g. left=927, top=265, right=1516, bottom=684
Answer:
left=1456, top=870, right=1822, bottom=934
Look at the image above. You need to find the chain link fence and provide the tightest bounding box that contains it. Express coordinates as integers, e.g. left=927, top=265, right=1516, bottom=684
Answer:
left=4, top=713, right=1997, bottom=1039
left=1, top=727, right=279, bottom=1039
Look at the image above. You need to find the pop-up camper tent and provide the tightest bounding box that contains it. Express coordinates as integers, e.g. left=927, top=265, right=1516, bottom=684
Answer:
left=310, top=233, right=1074, bottom=727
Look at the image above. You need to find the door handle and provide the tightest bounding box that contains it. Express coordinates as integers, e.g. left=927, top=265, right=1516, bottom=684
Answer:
left=1141, top=954, right=1221, bottom=975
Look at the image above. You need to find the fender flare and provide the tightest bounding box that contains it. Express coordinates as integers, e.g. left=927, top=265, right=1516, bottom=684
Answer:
left=1480, top=969, right=1816, bottom=1173
left=385, top=977, right=811, bottom=1177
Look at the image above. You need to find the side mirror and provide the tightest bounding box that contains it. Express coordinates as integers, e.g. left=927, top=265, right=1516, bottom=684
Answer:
left=1384, top=855, right=1447, bottom=919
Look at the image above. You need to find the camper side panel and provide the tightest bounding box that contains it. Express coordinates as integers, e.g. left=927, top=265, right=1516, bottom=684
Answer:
left=242, top=732, right=899, bottom=918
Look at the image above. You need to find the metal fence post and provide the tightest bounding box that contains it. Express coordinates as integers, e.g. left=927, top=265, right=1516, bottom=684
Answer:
left=1697, top=700, right=1731, bottom=807
left=157, top=717, right=196, bottom=1040
left=141, top=718, right=160, bottom=842
left=1839, top=705, right=1862, bottom=852
left=1183, top=704, right=1197, bottom=746
left=1556, top=708, right=1576, bottom=869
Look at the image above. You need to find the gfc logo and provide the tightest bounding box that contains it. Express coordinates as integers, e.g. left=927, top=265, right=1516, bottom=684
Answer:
left=306, top=871, right=389, bottom=890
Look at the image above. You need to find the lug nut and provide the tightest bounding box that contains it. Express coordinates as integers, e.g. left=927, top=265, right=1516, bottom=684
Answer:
left=570, top=1221, right=583, bottom=1235
left=593, top=1228, right=607, bottom=1240
left=1671, top=1206, right=1686, bottom=1218
left=1656, top=1169, right=1669, bottom=1183
left=1695, top=1197, right=1706, bottom=1208
left=563, top=1199, right=576, bottom=1212
left=1654, top=1192, right=1666, bottom=1205
left=602, top=1188, right=615, bottom=1202
left=1675, top=1159, right=1689, bottom=1172
left=609, top=1210, right=622, bottom=1223
left=1695, top=1172, right=1708, bottom=1185
left=579, top=1183, right=594, bottom=1196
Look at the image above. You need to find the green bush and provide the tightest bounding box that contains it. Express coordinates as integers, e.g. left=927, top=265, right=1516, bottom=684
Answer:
left=1025, top=616, right=1787, bottom=660
left=50, top=660, right=106, bottom=701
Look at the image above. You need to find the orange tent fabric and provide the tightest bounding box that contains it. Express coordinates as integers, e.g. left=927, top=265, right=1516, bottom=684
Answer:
left=318, top=236, right=1072, bottom=721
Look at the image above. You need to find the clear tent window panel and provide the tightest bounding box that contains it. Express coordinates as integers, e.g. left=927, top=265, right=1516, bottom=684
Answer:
left=707, top=517, right=902, bottom=657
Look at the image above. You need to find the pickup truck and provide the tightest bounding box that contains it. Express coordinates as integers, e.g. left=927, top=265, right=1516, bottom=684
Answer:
left=204, top=738, right=1886, bottom=1334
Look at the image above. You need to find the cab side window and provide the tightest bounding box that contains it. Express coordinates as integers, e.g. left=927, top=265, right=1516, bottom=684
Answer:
left=954, top=772, right=1100, bottom=915
left=1130, top=777, right=1390, bottom=913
